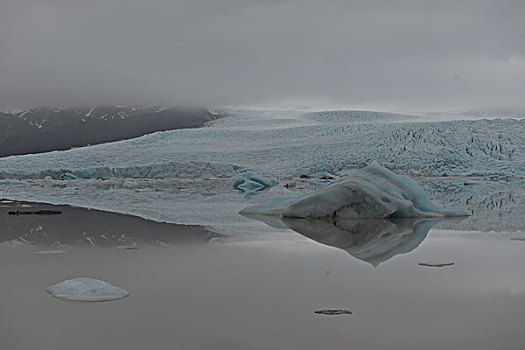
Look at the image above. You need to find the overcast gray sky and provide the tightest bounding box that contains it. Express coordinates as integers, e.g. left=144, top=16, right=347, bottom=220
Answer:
left=1, top=0, right=524, bottom=110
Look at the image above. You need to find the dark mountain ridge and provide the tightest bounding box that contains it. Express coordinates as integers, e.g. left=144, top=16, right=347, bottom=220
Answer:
left=0, top=105, right=218, bottom=157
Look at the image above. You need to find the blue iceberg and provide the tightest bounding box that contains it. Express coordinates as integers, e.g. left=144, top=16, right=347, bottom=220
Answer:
left=234, top=171, right=278, bottom=192
left=241, top=162, right=468, bottom=219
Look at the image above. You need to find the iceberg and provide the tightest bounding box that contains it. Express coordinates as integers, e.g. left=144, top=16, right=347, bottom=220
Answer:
left=244, top=171, right=279, bottom=187
left=46, top=277, right=130, bottom=302
left=233, top=171, right=278, bottom=192
left=240, top=163, right=469, bottom=219
left=234, top=179, right=265, bottom=191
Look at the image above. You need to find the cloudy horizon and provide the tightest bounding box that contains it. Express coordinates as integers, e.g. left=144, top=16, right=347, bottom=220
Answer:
left=1, top=0, right=524, bottom=110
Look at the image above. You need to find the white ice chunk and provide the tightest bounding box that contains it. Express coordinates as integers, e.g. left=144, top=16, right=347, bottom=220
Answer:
left=85, top=107, right=95, bottom=117
left=46, top=277, right=130, bottom=302
left=307, top=172, right=336, bottom=179
left=34, top=250, right=67, bottom=255
left=241, top=162, right=469, bottom=219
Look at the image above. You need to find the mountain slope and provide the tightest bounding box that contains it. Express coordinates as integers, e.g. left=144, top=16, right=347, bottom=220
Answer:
left=0, top=105, right=217, bottom=157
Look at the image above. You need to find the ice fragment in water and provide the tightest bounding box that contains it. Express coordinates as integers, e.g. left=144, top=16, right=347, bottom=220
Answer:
left=234, top=179, right=265, bottom=191
left=34, top=250, right=67, bottom=255
left=46, top=277, right=130, bottom=301
left=234, top=172, right=278, bottom=191
left=314, top=309, right=352, bottom=316
left=418, top=262, right=455, bottom=268
left=307, top=172, right=336, bottom=180
left=59, top=172, right=77, bottom=180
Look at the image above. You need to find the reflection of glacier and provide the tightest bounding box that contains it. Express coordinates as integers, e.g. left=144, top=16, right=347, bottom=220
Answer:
left=0, top=203, right=216, bottom=247
left=0, top=110, right=523, bottom=232
left=421, top=179, right=525, bottom=232
left=283, top=218, right=441, bottom=266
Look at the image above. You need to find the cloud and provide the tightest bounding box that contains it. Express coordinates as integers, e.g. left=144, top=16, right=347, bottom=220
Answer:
left=1, top=0, right=524, bottom=109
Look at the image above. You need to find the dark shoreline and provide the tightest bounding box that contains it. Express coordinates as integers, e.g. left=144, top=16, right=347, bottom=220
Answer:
left=0, top=198, right=216, bottom=248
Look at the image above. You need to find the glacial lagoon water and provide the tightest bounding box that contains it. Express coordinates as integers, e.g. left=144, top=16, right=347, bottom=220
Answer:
left=1, top=216, right=525, bottom=350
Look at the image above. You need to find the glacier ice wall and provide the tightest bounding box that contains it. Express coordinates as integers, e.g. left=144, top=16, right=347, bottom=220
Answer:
left=0, top=112, right=523, bottom=180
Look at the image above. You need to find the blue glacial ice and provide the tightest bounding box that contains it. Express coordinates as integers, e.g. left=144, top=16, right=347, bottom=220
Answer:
left=233, top=178, right=265, bottom=191
left=234, top=171, right=279, bottom=192
left=241, top=162, right=468, bottom=219
left=46, top=277, right=130, bottom=302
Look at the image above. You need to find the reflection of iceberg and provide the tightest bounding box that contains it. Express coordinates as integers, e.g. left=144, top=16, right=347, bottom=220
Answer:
left=283, top=218, right=439, bottom=266
left=241, top=163, right=468, bottom=219
left=283, top=219, right=437, bottom=266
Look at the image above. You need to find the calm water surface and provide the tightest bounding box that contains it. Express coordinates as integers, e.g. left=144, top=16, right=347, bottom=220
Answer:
left=1, top=210, right=525, bottom=350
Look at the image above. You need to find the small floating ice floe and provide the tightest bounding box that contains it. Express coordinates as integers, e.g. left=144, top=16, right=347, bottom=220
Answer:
left=314, top=309, right=352, bottom=316
left=34, top=250, right=67, bottom=255
left=509, top=237, right=525, bottom=241
left=241, top=162, right=468, bottom=219
left=116, top=244, right=139, bottom=250
left=59, top=172, right=77, bottom=180
left=303, top=172, right=336, bottom=180
left=233, top=171, right=278, bottom=192
left=46, top=278, right=130, bottom=302
left=418, top=262, right=455, bottom=268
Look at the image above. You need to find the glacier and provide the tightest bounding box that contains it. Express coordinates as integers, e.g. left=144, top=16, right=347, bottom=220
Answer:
left=0, top=109, right=523, bottom=234
left=0, top=110, right=522, bottom=180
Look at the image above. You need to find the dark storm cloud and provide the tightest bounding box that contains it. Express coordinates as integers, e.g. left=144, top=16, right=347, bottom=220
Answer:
left=1, top=0, right=524, bottom=109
